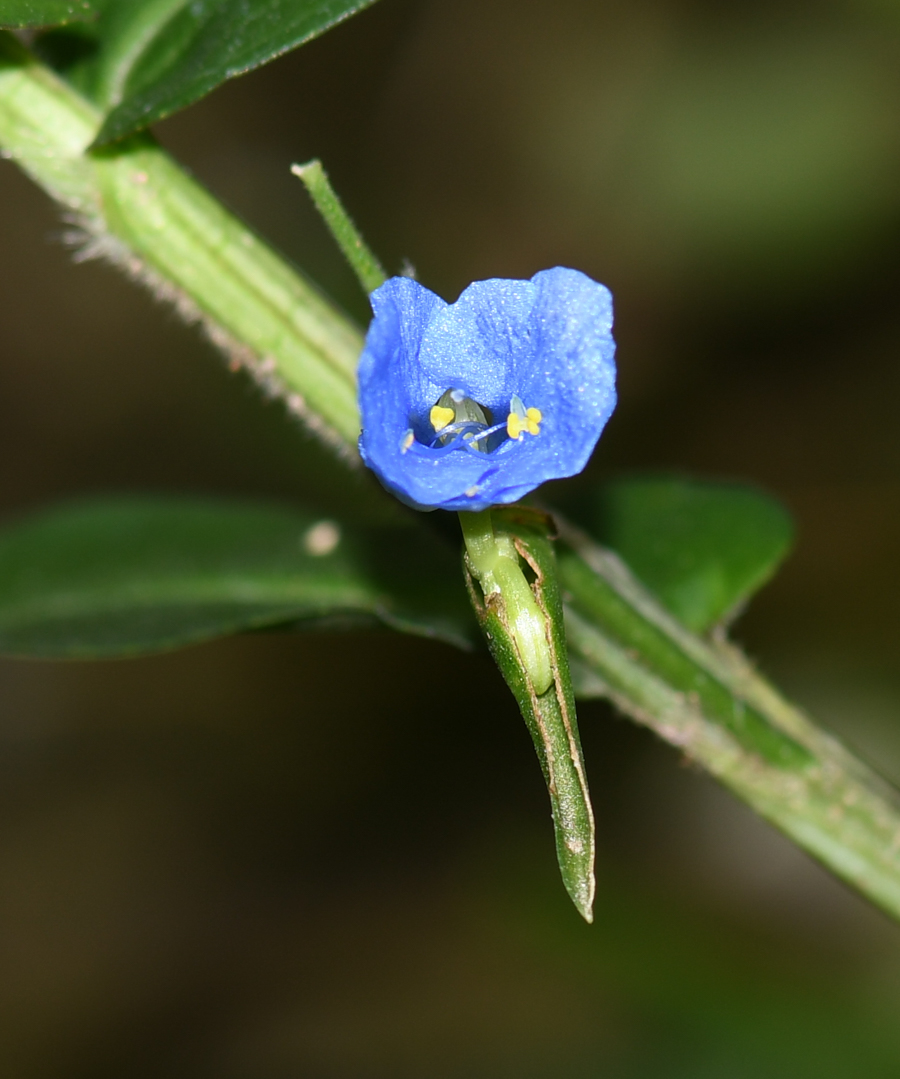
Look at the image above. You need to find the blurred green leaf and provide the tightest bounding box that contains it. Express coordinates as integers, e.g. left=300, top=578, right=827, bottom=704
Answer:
left=0, top=0, right=94, bottom=27
left=0, top=497, right=473, bottom=658
left=64, top=0, right=379, bottom=143
left=559, top=476, right=793, bottom=632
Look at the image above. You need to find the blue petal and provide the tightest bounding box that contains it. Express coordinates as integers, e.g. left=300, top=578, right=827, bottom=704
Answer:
left=358, top=267, right=617, bottom=512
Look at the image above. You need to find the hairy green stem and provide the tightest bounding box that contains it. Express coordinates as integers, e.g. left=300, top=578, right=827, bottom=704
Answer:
left=0, top=31, right=362, bottom=450
left=557, top=518, right=900, bottom=921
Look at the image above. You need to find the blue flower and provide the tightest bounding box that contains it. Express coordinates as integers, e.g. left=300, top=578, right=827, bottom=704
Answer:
left=357, top=267, right=617, bottom=512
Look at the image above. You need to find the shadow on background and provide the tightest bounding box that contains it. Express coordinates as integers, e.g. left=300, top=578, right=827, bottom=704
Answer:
left=2, top=0, right=900, bottom=1074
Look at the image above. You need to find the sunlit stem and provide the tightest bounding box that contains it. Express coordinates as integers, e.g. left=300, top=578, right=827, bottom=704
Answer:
left=459, top=509, right=553, bottom=695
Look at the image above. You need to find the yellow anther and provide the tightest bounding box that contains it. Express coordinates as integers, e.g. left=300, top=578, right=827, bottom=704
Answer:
left=430, top=405, right=455, bottom=431
left=507, top=404, right=542, bottom=440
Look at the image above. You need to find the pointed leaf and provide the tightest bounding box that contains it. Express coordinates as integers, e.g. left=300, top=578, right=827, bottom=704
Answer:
left=75, top=0, right=378, bottom=144
left=0, top=497, right=473, bottom=658
left=558, top=475, right=793, bottom=632
left=0, top=1, right=95, bottom=28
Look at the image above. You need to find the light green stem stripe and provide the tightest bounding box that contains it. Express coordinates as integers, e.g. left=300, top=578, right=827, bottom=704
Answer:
left=559, top=525, right=900, bottom=922
left=0, top=32, right=363, bottom=449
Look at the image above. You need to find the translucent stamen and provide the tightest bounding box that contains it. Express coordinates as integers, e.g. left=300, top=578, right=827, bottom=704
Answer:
left=467, top=421, right=508, bottom=445
left=427, top=420, right=485, bottom=448
left=427, top=389, right=493, bottom=452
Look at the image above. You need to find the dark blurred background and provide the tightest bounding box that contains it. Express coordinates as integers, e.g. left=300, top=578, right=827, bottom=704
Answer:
left=2, top=0, right=900, bottom=1074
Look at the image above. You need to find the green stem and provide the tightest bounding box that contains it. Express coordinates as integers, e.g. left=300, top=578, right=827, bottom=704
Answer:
left=557, top=517, right=900, bottom=922
left=292, top=159, right=386, bottom=296
left=459, top=509, right=553, bottom=695
left=0, top=31, right=362, bottom=450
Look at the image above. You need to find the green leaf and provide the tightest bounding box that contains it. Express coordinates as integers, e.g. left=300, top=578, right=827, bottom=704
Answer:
left=559, top=475, right=794, bottom=632
left=0, top=497, right=474, bottom=658
left=71, top=0, right=379, bottom=143
left=0, top=0, right=95, bottom=28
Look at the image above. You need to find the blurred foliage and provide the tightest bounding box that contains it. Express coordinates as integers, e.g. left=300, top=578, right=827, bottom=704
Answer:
left=1, top=0, right=900, bottom=1073
left=0, top=497, right=472, bottom=657
left=0, top=0, right=94, bottom=28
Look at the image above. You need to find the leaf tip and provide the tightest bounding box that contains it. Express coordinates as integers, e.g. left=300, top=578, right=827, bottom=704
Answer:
left=565, top=871, right=595, bottom=923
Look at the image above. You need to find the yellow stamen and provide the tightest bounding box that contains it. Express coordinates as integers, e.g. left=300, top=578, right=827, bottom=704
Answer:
left=507, top=405, right=542, bottom=440
left=430, top=405, right=455, bottom=431
left=401, top=431, right=415, bottom=453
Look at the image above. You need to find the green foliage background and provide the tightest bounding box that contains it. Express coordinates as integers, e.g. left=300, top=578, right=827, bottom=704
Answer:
left=1, top=0, right=900, bottom=1074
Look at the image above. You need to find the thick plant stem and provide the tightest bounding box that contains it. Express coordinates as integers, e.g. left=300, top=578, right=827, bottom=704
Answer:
left=558, top=520, right=900, bottom=922
left=0, top=32, right=362, bottom=450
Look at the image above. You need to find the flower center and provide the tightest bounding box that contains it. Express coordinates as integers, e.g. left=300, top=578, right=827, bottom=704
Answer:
left=399, top=389, right=544, bottom=456
left=429, top=388, right=491, bottom=446
left=399, top=388, right=542, bottom=457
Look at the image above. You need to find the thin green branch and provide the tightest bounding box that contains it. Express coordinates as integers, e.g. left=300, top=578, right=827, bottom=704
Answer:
left=292, top=159, right=386, bottom=296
